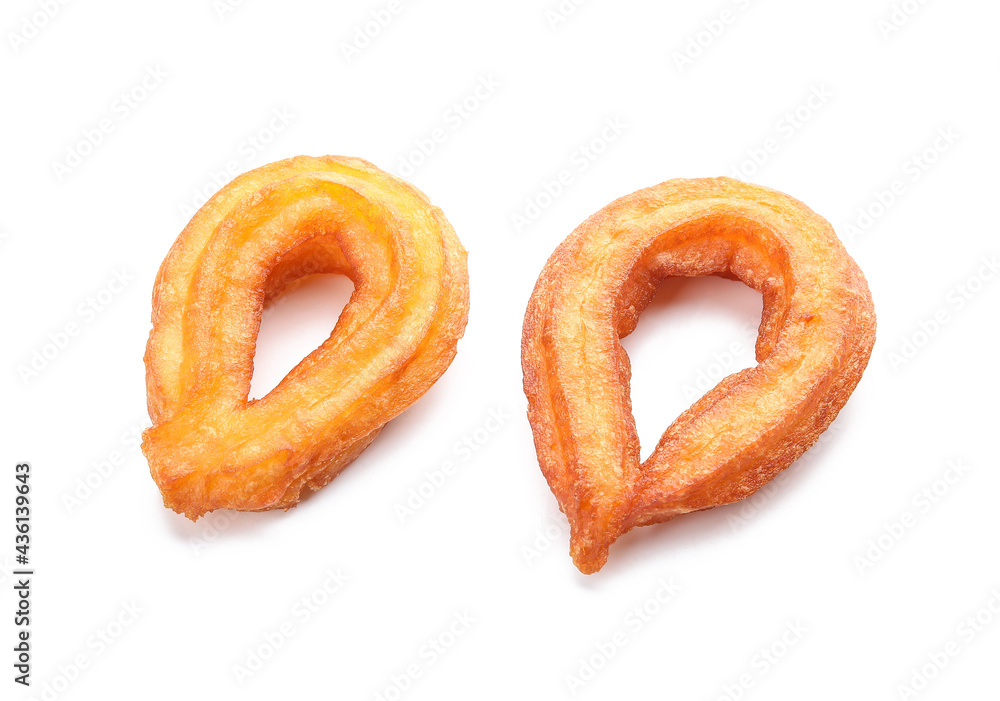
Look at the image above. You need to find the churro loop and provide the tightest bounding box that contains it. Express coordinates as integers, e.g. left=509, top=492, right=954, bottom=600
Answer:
left=522, top=177, right=875, bottom=573
left=143, top=156, right=469, bottom=520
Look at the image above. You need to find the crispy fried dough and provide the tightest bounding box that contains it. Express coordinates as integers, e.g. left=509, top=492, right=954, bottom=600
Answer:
left=143, top=156, right=469, bottom=520
left=522, top=178, right=875, bottom=573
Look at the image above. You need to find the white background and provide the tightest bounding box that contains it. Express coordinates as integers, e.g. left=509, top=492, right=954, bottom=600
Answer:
left=2, top=0, right=999, bottom=699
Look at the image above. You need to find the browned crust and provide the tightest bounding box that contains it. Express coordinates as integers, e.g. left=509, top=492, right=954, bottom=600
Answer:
left=521, top=177, right=875, bottom=573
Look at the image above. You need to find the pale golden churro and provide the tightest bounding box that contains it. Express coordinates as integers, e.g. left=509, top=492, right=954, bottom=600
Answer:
left=143, top=156, right=469, bottom=520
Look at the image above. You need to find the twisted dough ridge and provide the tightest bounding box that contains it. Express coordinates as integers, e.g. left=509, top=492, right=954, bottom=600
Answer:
left=522, top=178, right=875, bottom=573
left=143, top=156, right=469, bottom=520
